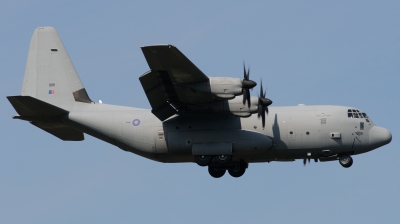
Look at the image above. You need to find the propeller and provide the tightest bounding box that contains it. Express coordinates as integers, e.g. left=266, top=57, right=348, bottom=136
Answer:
left=242, top=63, right=257, bottom=108
left=257, top=80, right=273, bottom=129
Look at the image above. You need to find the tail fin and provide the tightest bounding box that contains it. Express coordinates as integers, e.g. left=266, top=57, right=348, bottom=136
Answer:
left=7, top=27, right=89, bottom=141
left=21, top=27, right=92, bottom=109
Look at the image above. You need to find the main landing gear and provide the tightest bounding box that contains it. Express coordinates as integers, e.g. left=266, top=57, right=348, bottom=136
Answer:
left=194, top=155, right=213, bottom=166
left=194, top=155, right=232, bottom=166
left=207, top=162, right=248, bottom=178
left=208, top=166, right=226, bottom=178
left=195, top=154, right=245, bottom=178
left=339, top=154, right=353, bottom=168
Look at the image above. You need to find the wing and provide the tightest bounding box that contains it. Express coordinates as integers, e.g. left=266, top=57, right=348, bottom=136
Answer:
left=141, top=45, right=209, bottom=85
left=140, top=45, right=247, bottom=121
left=140, top=45, right=216, bottom=121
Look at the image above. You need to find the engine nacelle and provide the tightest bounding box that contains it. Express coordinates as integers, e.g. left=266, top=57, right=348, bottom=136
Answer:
left=186, top=77, right=244, bottom=99
left=205, top=96, right=259, bottom=117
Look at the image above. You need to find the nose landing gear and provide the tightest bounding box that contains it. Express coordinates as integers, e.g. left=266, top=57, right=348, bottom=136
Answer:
left=339, top=154, right=353, bottom=168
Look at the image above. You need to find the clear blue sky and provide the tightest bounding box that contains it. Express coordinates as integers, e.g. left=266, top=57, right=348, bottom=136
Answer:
left=1, top=1, right=399, bottom=223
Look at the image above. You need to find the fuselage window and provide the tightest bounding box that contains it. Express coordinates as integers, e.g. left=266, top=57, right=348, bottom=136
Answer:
left=360, top=122, right=364, bottom=130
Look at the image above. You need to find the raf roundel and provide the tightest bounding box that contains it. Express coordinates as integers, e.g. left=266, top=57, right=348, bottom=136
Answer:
left=132, top=119, right=140, bottom=126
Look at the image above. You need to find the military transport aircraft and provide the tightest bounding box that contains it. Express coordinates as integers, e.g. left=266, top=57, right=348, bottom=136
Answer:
left=7, top=27, right=392, bottom=178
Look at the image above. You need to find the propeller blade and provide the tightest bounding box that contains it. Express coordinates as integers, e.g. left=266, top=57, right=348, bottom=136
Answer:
left=243, top=88, right=247, bottom=105
left=262, top=111, right=265, bottom=129
left=242, top=86, right=252, bottom=108
left=303, top=158, right=306, bottom=167
left=257, top=105, right=263, bottom=118
left=246, top=88, right=250, bottom=108
left=243, top=62, right=247, bottom=80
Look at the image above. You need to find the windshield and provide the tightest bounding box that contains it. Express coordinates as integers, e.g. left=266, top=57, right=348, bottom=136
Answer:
left=347, top=109, right=373, bottom=124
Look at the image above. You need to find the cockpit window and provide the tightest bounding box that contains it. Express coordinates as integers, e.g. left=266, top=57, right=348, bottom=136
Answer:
left=347, top=109, right=370, bottom=120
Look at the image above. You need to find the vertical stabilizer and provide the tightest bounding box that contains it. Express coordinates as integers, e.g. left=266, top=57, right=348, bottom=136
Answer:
left=21, top=27, right=92, bottom=109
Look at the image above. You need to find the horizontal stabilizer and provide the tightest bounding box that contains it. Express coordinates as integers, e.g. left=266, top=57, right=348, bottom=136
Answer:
left=7, top=95, right=84, bottom=141
left=7, top=95, right=68, bottom=117
left=31, top=122, right=84, bottom=141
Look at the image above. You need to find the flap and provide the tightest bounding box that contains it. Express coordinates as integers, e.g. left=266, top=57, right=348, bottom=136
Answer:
left=139, top=70, right=177, bottom=121
left=141, top=45, right=209, bottom=85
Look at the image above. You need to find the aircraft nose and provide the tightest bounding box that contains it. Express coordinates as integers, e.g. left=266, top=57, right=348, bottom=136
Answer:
left=369, top=126, right=392, bottom=148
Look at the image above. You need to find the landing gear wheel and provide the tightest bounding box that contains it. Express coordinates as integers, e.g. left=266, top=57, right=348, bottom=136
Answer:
left=228, top=164, right=246, bottom=178
left=194, top=155, right=212, bottom=166
left=208, top=166, right=226, bottom=178
left=339, top=155, right=353, bottom=168
left=214, top=155, right=232, bottom=165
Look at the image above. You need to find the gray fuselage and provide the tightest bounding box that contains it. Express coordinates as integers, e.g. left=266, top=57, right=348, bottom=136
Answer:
left=63, top=103, right=390, bottom=164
